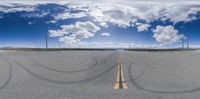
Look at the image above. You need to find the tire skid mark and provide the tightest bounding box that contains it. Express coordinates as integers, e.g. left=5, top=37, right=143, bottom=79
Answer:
left=0, top=57, right=12, bottom=91
left=22, top=52, right=115, bottom=73
left=129, top=62, right=146, bottom=81
left=12, top=58, right=119, bottom=84
left=128, top=62, right=200, bottom=94
left=27, top=51, right=107, bottom=66
left=28, top=52, right=99, bottom=67
left=78, top=57, right=98, bottom=66
left=25, top=53, right=98, bottom=73
left=79, top=52, right=116, bottom=67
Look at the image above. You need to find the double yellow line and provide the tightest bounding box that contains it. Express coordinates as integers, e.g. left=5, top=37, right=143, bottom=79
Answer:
left=114, top=55, right=128, bottom=89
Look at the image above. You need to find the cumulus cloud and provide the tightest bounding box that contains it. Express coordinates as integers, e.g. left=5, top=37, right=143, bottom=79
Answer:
left=1, top=1, right=200, bottom=25
left=136, top=24, right=150, bottom=32
left=0, top=1, right=68, bottom=6
left=152, top=25, right=185, bottom=45
left=49, top=30, right=65, bottom=37
left=48, top=21, right=100, bottom=46
left=0, top=4, right=36, bottom=13
left=99, top=22, right=108, bottom=27
left=75, top=30, right=95, bottom=39
left=22, top=12, right=50, bottom=18
left=61, top=21, right=100, bottom=33
left=67, top=1, right=200, bottom=27
left=88, top=5, right=135, bottom=28
left=1, top=1, right=200, bottom=46
left=53, top=12, right=87, bottom=20
left=101, top=32, right=111, bottom=37
left=50, top=1, right=200, bottom=46
left=59, top=36, right=80, bottom=45
left=65, top=1, right=200, bottom=45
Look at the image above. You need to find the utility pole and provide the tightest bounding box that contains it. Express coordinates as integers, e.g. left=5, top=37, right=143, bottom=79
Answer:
left=182, top=38, right=184, bottom=49
left=186, top=38, right=189, bottom=49
left=45, top=33, right=48, bottom=49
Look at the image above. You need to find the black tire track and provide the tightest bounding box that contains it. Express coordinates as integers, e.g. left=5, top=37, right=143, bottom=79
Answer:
left=128, top=62, right=146, bottom=81
left=28, top=51, right=107, bottom=66
left=12, top=59, right=119, bottom=84
left=0, top=57, right=12, bottom=91
left=78, top=57, right=98, bottom=66
left=22, top=52, right=114, bottom=73
left=28, top=52, right=99, bottom=67
left=128, top=62, right=200, bottom=94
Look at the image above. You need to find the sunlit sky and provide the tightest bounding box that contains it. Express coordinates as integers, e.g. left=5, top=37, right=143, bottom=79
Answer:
left=0, top=0, right=200, bottom=48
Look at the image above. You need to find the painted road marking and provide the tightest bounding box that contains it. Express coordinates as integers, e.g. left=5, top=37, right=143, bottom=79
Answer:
left=114, top=55, right=128, bottom=89
left=114, top=64, right=121, bottom=89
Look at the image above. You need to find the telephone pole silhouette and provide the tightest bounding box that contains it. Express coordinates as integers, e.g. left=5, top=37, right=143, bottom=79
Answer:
left=186, top=38, right=189, bottom=49
left=181, top=37, right=189, bottom=49
left=45, top=33, right=48, bottom=49
left=181, top=38, right=185, bottom=49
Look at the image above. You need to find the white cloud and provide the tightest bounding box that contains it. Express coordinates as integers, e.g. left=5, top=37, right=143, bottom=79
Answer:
left=61, top=21, right=100, bottom=33
left=152, top=25, right=185, bottom=45
left=51, top=1, right=200, bottom=46
left=75, top=30, right=94, bottom=39
left=0, top=4, right=36, bottom=13
left=0, top=1, right=68, bottom=6
left=49, top=30, right=65, bottom=37
left=48, top=21, right=100, bottom=46
left=99, top=22, right=108, bottom=27
left=101, top=32, right=111, bottom=37
left=0, top=1, right=67, bottom=15
left=137, top=24, right=150, bottom=32
left=59, top=36, right=80, bottom=45
left=88, top=4, right=135, bottom=28
left=67, top=1, right=200, bottom=27
left=22, top=12, right=50, bottom=18
left=1, top=1, right=200, bottom=26
left=1, top=1, right=200, bottom=46
left=54, top=12, right=87, bottom=20
left=64, top=1, right=200, bottom=45
left=74, top=41, right=113, bottom=47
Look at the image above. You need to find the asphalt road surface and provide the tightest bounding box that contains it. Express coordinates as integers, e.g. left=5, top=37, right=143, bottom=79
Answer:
left=0, top=50, right=200, bottom=99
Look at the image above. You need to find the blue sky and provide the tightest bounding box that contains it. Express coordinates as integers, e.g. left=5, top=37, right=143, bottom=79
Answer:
left=0, top=0, right=200, bottom=48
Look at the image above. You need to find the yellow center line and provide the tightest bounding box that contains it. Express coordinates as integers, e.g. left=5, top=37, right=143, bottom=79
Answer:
left=114, top=55, right=128, bottom=89
left=114, top=65, right=120, bottom=89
